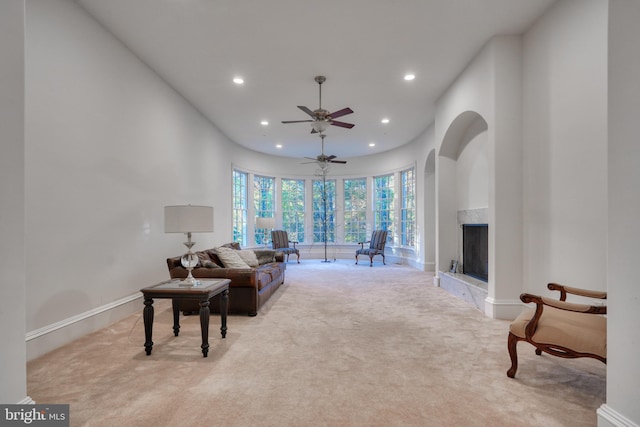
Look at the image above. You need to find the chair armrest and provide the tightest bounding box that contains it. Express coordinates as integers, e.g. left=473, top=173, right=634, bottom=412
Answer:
left=521, top=293, right=607, bottom=314
left=289, top=240, right=298, bottom=248
left=520, top=293, right=607, bottom=338
left=547, top=282, right=607, bottom=301
left=357, top=240, right=370, bottom=249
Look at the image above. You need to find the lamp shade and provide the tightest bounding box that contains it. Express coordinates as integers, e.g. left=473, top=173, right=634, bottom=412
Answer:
left=164, top=205, right=213, bottom=233
left=255, top=216, right=276, bottom=229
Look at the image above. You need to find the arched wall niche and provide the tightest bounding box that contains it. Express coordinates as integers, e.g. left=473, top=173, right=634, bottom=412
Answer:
left=439, top=110, right=488, bottom=161
left=435, top=109, right=493, bottom=312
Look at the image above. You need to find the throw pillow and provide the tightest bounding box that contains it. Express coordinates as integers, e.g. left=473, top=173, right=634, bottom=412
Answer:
left=213, top=246, right=250, bottom=268
left=237, top=250, right=259, bottom=267
left=253, top=249, right=276, bottom=265
left=221, top=242, right=241, bottom=250
left=202, top=260, right=221, bottom=269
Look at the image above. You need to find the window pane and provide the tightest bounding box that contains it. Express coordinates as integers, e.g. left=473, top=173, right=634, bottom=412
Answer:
left=374, top=174, right=394, bottom=243
left=343, top=178, right=367, bottom=243
left=401, top=168, right=416, bottom=247
left=232, top=170, right=248, bottom=246
left=254, top=175, right=275, bottom=245
left=313, top=178, right=335, bottom=243
left=281, top=178, right=305, bottom=243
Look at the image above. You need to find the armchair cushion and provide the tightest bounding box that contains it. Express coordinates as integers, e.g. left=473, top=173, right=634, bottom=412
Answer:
left=509, top=306, right=606, bottom=359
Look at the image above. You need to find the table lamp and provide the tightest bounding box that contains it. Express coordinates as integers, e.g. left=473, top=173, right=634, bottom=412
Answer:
left=165, top=205, right=213, bottom=286
left=255, top=216, right=276, bottom=247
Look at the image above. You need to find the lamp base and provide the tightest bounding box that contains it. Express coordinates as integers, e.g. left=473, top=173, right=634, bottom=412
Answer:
left=179, top=270, right=200, bottom=287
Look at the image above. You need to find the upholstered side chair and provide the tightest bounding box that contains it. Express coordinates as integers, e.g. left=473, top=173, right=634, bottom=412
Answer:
left=271, top=230, right=300, bottom=263
left=355, top=229, right=388, bottom=267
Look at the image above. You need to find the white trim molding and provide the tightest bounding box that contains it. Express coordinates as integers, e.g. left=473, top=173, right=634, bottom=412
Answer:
left=26, top=293, right=141, bottom=341
left=26, top=293, right=142, bottom=360
left=484, top=297, right=523, bottom=320
left=598, top=404, right=639, bottom=427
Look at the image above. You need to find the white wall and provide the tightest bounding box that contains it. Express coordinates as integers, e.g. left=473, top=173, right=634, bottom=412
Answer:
left=456, top=130, right=488, bottom=211
left=601, top=2, right=640, bottom=426
left=0, top=0, right=28, bottom=404
left=522, top=0, right=608, bottom=295
left=435, top=36, right=524, bottom=318
left=24, top=0, right=236, bottom=359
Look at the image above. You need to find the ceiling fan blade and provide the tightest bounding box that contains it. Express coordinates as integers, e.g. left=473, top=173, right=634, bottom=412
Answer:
left=330, top=160, right=347, bottom=164
left=327, top=155, right=337, bottom=160
left=330, top=120, right=355, bottom=129
left=298, top=106, right=316, bottom=118
left=303, top=157, right=316, bottom=160
left=282, top=119, right=313, bottom=124
left=310, top=128, right=318, bottom=134
left=328, top=107, right=353, bottom=119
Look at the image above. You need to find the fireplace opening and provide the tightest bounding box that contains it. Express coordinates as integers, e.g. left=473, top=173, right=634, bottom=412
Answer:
left=463, top=224, right=488, bottom=282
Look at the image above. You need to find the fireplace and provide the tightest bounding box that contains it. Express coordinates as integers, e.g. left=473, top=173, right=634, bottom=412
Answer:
left=462, top=224, right=488, bottom=282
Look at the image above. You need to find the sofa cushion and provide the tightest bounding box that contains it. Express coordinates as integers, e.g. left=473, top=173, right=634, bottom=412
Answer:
left=237, top=250, right=259, bottom=267
left=214, top=246, right=250, bottom=268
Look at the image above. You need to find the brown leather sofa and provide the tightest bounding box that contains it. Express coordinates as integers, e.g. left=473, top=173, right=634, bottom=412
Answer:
left=166, top=245, right=286, bottom=316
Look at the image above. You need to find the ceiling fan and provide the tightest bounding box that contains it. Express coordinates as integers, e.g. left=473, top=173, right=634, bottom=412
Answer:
left=302, top=134, right=347, bottom=165
left=282, top=76, right=355, bottom=133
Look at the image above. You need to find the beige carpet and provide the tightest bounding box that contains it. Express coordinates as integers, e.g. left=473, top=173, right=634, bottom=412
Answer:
left=27, top=261, right=606, bottom=426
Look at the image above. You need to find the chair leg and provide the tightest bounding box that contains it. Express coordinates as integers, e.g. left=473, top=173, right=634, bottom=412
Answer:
left=355, top=254, right=359, bottom=265
left=296, top=253, right=300, bottom=264
left=382, top=254, right=386, bottom=265
left=507, top=332, right=520, bottom=378
left=369, top=255, right=373, bottom=267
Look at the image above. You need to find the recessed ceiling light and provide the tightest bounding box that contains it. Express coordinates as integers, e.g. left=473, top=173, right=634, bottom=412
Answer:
left=404, top=74, right=415, bottom=81
left=276, top=144, right=283, bottom=149
left=381, top=118, right=390, bottom=124
left=233, top=77, right=244, bottom=85
left=260, top=120, right=269, bottom=126
left=369, top=143, right=376, bottom=147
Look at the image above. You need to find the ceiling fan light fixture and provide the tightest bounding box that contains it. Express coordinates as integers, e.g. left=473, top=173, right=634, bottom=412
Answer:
left=311, top=120, right=329, bottom=133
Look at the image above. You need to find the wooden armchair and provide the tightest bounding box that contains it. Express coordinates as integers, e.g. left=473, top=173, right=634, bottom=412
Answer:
left=355, top=229, right=388, bottom=267
left=271, top=230, right=300, bottom=263
left=507, top=283, right=607, bottom=378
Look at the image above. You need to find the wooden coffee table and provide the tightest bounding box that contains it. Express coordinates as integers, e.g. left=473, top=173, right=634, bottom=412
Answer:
left=140, top=278, right=230, bottom=357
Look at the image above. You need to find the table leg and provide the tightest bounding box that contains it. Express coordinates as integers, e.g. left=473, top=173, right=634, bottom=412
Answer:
left=220, top=289, right=228, bottom=338
left=199, top=299, right=210, bottom=357
left=143, top=297, right=154, bottom=355
left=171, top=299, right=180, bottom=336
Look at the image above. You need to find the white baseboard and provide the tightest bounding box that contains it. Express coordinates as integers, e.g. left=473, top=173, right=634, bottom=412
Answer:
left=26, top=293, right=142, bottom=360
left=484, top=297, right=523, bottom=320
left=598, top=404, right=639, bottom=427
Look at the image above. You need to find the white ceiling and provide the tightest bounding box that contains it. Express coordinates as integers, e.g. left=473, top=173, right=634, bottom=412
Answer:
left=75, top=0, right=556, bottom=160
